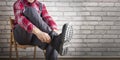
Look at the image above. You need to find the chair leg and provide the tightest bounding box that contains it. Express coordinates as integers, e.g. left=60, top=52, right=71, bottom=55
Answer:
left=34, top=46, right=36, bottom=60
left=9, top=33, right=12, bottom=60
left=14, top=41, right=19, bottom=60
left=43, top=50, right=46, bottom=59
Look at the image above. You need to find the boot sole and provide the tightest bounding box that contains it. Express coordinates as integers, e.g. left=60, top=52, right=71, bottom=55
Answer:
left=59, top=23, right=73, bottom=55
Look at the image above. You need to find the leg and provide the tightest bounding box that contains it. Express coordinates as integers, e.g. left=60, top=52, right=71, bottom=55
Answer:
left=23, top=7, right=73, bottom=55
left=14, top=41, right=19, bottom=60
left=23, top=7, right=52, bottom=34
left=45, top=45, right=58, bottom=60
left=34, top=46, right=37, bottom=60
left=9, top=32, right=13, bottom=60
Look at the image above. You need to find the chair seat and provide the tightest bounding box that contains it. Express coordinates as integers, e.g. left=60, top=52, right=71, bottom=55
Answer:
left=17, top=45, right=34, bottom=49
left=11, top=40, right=35, bottom=49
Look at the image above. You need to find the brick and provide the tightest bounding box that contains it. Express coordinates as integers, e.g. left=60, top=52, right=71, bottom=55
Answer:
left=115, top=3, right=120, bottom=6
left=98, top=3, right=114, bottom=6
left=0, top=21, right=7, bottom=25
left=49, top=12, right=63, bottom=16
left=102, top=7, right=120, bottom=11
left=0, top=25, right=5, bottom=29
left=0, top=2, right=6, bottom=5
left=0, top=34, right=10, bottom=39
left=91, top=30, right=106, bottom=34
left=86, top=7, right=102, bottom=11
left=76, top=48, right=91, bottom=51
left=103, top=35, right=118, bottom=38
left=114, top=21, right=120, bottom=25
left=86, top=16, right=102, bottom=20
left=87, top=44, right=102, bottom=47
left=82, top=21, right=99, bottom=25
left=5, top=25, right=11, bottom=29
left=84, top=39, right=99, bottom=43
left=6, top=2, right=14, bottom=6
left=73, top=35, right=87, bottom=39
left=81, top=26, right=94, bottom=29
left=57, top=7, right=74, bottom=11
left=102, top=52, right=119, bottom=56
left=46, top=7, right=58, bottom=11
left=55, top=2, right=69, bottom=6
left=102, top=43, right=117, bottom=47
left=111, top=26, right=120, bottom=29
left=95, top=26, right=111, bottom=29
left=107, top=48, right=120, bottom=51
left=70, top=3, right=82, bottom=6
left=73, top=7, right=86, bottom=11
left=0, top=11, right=14, bottom=15
left=101, top=0, right=119, bottom=2
left=107, top=30, right=120, bottom=34
left=114, top=39, right=120, bottom=43
left=86, top=52, right=102, bottom=56
left=99, top=39, right=114, bottom=43
left=98, top=22, right=114, bottom=25
left=107, top=12, right=120, bottom=16
left=67, top=52, right=85, bottom=56
left=87, top=35, right=102, bottom=38
left=71, top=39, right=83, bottom=43
left=0, top=39, right=8, bottom=43
left=91, top=48, right=107, bottom=51
left=91, top=12, right=106, bottom=16
left=82, top=2, right=98, bottom=6
left=77, top=12, right=90, bottom=16
left=72, top=16, right=85, bottom=21
left=73, top=26, right=80, bottom=29
left=64, top=12, right=77, bottom=16
left=103, top=17, right=119, bottom=20
left=79, top=30, right=91, bottom=34
left=1, top=30, right=10, bottom=34
left=68, top=48, right=75, bottom=51
left=44, top=2, right=55, bottom=6
left=0, top=7, right=12, bottom=11
left=71, top=43, right=87, bottom=48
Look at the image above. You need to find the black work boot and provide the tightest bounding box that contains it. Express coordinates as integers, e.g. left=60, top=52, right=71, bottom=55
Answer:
left=50, top=23, right=73, bottom=55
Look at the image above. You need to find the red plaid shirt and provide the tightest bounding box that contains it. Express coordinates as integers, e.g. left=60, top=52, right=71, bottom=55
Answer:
left=13, top=0, right=57, bottom=32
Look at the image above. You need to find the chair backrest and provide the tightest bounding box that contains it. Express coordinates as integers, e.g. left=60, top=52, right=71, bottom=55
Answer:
left=9, top=17, right=14, bottom=30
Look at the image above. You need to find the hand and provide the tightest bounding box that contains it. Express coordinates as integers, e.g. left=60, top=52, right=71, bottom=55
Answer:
left=37, top=32, right=51, bottom=43
left=32, top=26, right=51, bottom=43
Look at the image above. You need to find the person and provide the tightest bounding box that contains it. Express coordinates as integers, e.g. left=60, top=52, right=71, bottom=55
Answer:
left=13, top=0, right=73, bottom=60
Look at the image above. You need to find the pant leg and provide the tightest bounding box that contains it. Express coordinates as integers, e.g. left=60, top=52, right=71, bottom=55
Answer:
left=46, top=45, right=58, bottom=60
left=23, top=7, right=52, bottom=34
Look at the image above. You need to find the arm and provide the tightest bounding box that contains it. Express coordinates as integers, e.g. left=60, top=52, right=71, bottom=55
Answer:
left=13, top=1, right=34, bottom=33
left=41, top=4, right=58, bottom=31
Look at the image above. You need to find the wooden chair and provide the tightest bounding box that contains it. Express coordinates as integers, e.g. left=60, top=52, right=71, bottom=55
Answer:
left=9, top=17, right=46, bottom=60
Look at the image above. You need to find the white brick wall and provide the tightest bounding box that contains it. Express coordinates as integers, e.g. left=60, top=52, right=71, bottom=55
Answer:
left=1, top=0, right=120, bottom=58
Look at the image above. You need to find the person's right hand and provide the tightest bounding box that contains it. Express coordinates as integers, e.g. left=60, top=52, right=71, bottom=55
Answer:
left=32, top=26, right=51, bottom=43
left=36, top=31, right=51, bottom=43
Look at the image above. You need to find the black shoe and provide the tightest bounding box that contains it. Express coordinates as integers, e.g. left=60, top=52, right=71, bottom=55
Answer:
left=58, top=23, right=73, bottom=55
left=50, top=23, right=73, bottom=56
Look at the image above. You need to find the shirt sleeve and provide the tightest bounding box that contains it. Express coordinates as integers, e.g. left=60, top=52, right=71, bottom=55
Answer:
left=41, top=4, right=58, bottom=30
left=13, top=1, right=34, bottom=33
